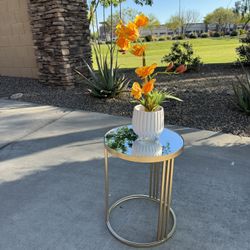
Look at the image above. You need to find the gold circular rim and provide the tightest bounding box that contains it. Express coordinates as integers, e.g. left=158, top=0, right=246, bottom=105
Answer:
left=106, top=194, right=176, bottom=248
left=104, top=125, right=184, bottom=163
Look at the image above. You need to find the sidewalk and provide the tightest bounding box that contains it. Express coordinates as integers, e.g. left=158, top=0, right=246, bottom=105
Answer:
left=0, top=99, right=249, bottom=250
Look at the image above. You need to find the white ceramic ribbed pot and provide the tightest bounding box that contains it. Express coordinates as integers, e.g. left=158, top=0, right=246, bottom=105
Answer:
left=132, top=104, right=164, bottom=141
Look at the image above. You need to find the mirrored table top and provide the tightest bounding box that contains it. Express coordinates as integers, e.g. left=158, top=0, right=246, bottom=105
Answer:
left=104, top=125, right=184, bottom=163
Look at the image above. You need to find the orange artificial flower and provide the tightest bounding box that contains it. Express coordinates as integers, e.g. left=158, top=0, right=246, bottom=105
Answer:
left=176, top=64, right=187, bottom=73
left=142, top=79, right=156, bottom=94
left=166, top=62, right=174, bottom=72
left=135, top=63, right=157, bottom=79
left=116, top=20, right=139, bottom=51
left=115, top=20, right=127, bottom=37
left=131, top=44, right=146, bottom=57
left=134, top=14, right=149, bottom=27
left=131, top=82, right=142, bottom=99
left=125, top=22, right=139, bottom=41
left=116, top=36, right=130, bottom=51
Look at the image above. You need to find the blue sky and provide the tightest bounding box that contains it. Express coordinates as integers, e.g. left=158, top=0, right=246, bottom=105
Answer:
left=94, top=0, right=235, bottom=24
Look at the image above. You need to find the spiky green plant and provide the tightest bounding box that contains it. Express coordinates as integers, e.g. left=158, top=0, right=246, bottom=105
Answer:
left=76, top=45, right=130, bottom=98
left=140, top=90, right=182, bottom=112
left=232, top=65, right=250, bottom=114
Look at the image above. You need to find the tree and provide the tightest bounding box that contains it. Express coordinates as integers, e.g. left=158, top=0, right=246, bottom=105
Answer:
left=134, top=0, right=153, bottom=5
left=102, top=7, right=139, bottom=39
left=204, top=8, right=240, bottom=32
left=106, top=7, right=139, bottom=26
left=165, top=16, right=182, bottom=33
left=234, top=0, right=250, bottom=27
left=166, top=10, right=201, bottom=35
left=89, top=0, right=126, bottom=23
left=88, top=0, right=153, bottom=22
left=146, top=14, right=161, bottom=35
left=181, top=10, right=201, bottom=34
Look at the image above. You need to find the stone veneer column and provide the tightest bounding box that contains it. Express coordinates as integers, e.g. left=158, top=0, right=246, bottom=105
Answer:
left=28, top=0, right=91, bottom=86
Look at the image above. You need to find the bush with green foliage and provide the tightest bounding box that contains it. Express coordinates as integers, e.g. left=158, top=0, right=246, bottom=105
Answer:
left=172, top=35, right=185, bottom=40
left=224, top=31, right=230, bottom=36
left=189, top=33, right=197, bottom=39
left=212, top=32, right=221, bottom=37
left=144, top=35, right=153, bottom=42
left=239, top=29, right=246, bottom=35
left=236, top=32, right=250, bottom=65
left=76, top=45, right=130, bottom=98
left=230, top=30, right=238, bottom=36
left=158, top=37, right=165, bottom=41
left=200, top=33, right=209, bottom=38
left=232, top=65, right=250, bottom=114
left=161, top=41, right=203, bottom=71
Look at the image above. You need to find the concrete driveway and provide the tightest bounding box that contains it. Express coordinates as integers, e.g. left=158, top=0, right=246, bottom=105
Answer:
left=0, top=99, right=249, bottom=250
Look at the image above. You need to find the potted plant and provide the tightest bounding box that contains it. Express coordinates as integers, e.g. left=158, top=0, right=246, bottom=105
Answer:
left=115, top=14, right=186, bottom=140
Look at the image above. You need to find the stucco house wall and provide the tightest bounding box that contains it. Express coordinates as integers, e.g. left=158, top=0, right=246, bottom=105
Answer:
left=0, top=0, right=38, bottom=78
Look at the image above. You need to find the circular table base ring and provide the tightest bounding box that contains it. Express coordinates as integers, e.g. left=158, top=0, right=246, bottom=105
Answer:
left=106, top=194, right=176, bottom=248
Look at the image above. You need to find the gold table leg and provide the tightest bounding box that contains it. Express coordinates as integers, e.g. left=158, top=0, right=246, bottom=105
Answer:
left=104, top=152, right=176, bottom=248
left=104, top=148, right=109, bottom=222
left=157, top=159, right=175, bottom=240
left=149, top=163, right=160, bottom=200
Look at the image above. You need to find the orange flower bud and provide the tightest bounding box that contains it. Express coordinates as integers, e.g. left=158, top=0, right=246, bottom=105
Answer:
left=175, top=64, right=187, bottom=74
left=166, top=62, right=174, bottom=72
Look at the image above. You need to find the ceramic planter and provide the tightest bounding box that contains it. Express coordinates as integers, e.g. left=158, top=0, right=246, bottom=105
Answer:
left=132, top=104, right=164, bottom=141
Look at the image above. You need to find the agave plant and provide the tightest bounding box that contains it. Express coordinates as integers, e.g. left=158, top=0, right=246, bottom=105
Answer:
left=76, top=45, right=130, bottom=98
left=232, top=65, right=250, bottom=114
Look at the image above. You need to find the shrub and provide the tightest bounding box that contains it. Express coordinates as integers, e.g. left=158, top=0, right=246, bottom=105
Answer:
left=240, top=33, right=250, bottom=44
left=76, top=45, right=130, bottom=98
left=236, top=32, right=250, bottom=65
left=211, top=32, right=221, bottom=37
left=237, top=45, right=250, bottom=64
left=230, top=30, right=238, bottom=37
left=200, top=33, right=209, bottom=38
left=144, top=35, right=153, bottom=42
left=158, top=37, right=165, bottom=41
left=172, top=35, right=185, bottom=40
left=191, top=57, right=203, bottom=71
left=232, top=65, right=250, bottom=114
left=161, top=41, right=203, bottom=71
left=239, top=29, right=246, bottom=36
left=189, top=33, right=197, bottom=39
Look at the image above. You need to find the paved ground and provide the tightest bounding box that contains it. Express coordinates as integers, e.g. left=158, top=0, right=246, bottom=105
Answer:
left=0, top=98, right=250, bottom=250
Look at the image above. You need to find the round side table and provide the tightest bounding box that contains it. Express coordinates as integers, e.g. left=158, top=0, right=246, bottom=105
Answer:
left=104, top=125, right=184, bottom=248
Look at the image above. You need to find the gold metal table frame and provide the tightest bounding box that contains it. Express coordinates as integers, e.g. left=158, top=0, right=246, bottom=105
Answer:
left=104, top=126, right=184, bottom=248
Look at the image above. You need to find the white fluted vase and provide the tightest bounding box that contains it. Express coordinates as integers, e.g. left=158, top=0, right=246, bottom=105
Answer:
left=132, top=104, right=164, bottom=141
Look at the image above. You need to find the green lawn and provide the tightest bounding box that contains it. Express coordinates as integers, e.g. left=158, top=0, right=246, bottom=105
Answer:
left=94, top=38, right=240, bottom=69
